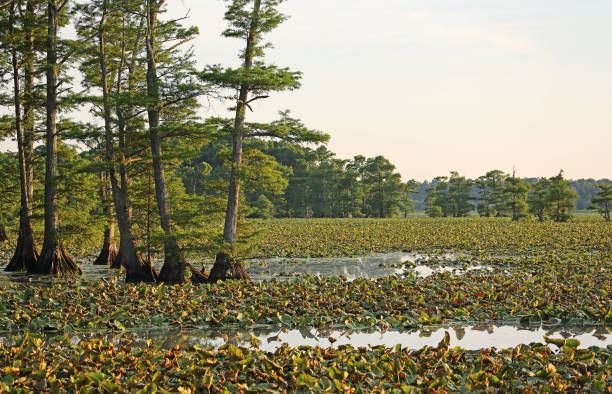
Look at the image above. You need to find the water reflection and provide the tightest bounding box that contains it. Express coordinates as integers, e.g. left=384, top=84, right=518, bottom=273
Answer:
left=168, top=324, right=612, bottom=352
left=2, top=324, right=609, bottom=353
left=0, top=251, right=494, bottom=285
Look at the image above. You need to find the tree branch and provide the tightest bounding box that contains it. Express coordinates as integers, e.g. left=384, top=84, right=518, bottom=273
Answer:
left=58, top=0, right=69, bottom=13
left=0, top=0, right=14, bottom=9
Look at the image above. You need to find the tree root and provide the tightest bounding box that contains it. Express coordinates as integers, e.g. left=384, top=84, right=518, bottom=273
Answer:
left=125, top=252, right=159, bottom=283
left=208, top=252, right=250, bottom=283
left=93, top=242, right=119, bottom=266
left=158, top=241, right=188, bottom=284
left=188, top=262, right=208, bottom=284
left=31, top=242, right=81, bottom=276
left=5, top=233, right=38, bottom=272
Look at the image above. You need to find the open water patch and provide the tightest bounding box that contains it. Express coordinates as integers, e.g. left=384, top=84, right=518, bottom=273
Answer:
left=0, top=251, right=505, bottom=285
left=245, top=252, right=494, bottom=281
left=2, top=324, right=609, bottom=353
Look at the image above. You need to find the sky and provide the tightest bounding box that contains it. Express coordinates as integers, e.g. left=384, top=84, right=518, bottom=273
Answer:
left=3, top=0, right=612, bottom=181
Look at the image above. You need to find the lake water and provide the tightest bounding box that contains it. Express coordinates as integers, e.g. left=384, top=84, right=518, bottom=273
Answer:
left=1, top=251, right=609, bottom=352
left=2, top=324, right=609, bottom=352
left=0, top=251, right=493, bottom=285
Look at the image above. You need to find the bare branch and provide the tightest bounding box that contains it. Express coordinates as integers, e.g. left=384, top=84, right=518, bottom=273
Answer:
left=246, top=95, right=269, bottom=104
left=160, top=37, right=195, bottom=55
left=0, top=0, right=14, bottom=9
left=58, top=0, right=69, bottom=13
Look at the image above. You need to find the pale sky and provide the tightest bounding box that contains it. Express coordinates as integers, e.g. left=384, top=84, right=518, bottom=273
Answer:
left=3, top=0, right=612, bottom=181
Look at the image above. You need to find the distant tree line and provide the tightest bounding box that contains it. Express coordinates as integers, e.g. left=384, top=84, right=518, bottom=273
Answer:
left=413, top=175, right=610, bottom=212
left=177, top=142, right=611, bottom=222
left=419, top=170, right=611, bottom=222
left=178, top=140, right=415, bottom=219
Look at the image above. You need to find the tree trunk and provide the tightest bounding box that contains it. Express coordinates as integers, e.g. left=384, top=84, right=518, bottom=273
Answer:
left=0, top=225, right=7, bottom=244
left=31, top=1, right=79, bottom=276
left=145, top=1, right=198, bottom=283
left=5, top=0, right=39, bottom=272
left=208, top=252, right=250, bottom=283
left=222, top=0, right=261, bottom=245
left=94, top=222, right=118, bottom=266
left=97, top=2, right=157, bottom=281
left=211, top=0, right=262, bottom=282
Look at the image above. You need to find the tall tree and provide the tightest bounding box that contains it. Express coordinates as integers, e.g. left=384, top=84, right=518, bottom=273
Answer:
left=2, top=0, right=40, bottom=271
left=143, top=0, right=206, bottom=283
left=589, top=184, right=611, bottom=222
left=76, top=0, right=159, bottom=280
left=202, top=0, right=326, bottom=280
left=401, top=180, right=418, bottom=218
left=547, top=170, right=577, bottom=223
left=528, top=178, right=550, bottom=222
left=448, top=171, right=473, bottom=217
left=503, top=175, right=530, bottom=221
left=202, top=0, right=302, bottom=246
left=361, top=156, right=404, bottom=218
left=34, top=0, right=80, bottom=275
left=475, top=170, right=506, bottom=217
left=425, top=176, right=449, bottom=218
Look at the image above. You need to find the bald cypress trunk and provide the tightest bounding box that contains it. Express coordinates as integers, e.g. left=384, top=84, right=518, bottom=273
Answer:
left=97, top=1, right=157, bottom=281
left=210, top=0, right=263, bottom=282
left=144, top=0, right=206, bottom=284
left=34, top=0, right=80, bottom=276
left=93, top=172, right=118, bottom=266
left=222, top=0, right=261, bottom=246
left=5, top=0, right=39, bottom=271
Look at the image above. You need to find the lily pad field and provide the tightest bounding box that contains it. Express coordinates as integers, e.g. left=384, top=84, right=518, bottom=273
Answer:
left=1, top=218, right=611, bottom=392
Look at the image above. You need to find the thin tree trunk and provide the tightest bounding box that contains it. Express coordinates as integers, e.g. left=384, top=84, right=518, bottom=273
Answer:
left=99, top=1, right=157, bottom=281
left=211, top=0, right=262, bottom=282
left=223, top=0, right=261, bottom=245
left=34, top=0, right=80, bottom=276
left=6, top=0, right=39, bottom=271
left=93, top=170, right=118, bottom=266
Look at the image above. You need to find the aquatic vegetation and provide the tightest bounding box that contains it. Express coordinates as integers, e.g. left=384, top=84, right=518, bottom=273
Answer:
left=0, top=332, right=610, bottom=392
left=257, top=217, right=611, bottom=257
left=0, top=253, right=609, bottom=333
left=0, top=218, right=610, bottom=391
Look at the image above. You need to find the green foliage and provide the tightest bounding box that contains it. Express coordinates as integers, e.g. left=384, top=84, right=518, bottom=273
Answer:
left=502, top=175, right=530, bottom=221
left=361, top=156, right=404, bottom=218
left=528, top=178, right=550, bottom=222
left=589, top=184, right=612, bottom=222
left=250, top=194, right=273, bottom=218
left=257, top=217, right=610, bottom=257
left=548, top=171, right=578, bottom=222
left=425, top=172, right=473, bottom=218
left=0, top=152, right=20, bottom=236
left=475, top=170, right=506, bottom=217
left=427, top=205, right=443, bottom=218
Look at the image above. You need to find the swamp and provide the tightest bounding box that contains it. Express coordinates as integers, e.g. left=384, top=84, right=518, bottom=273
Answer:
left=1, top=218, right=611, bottom=392
left=1, top=0, right=611, bottom=392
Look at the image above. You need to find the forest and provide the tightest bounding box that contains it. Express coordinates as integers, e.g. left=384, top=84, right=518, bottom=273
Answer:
left=0, top=0, right=610, bottom=392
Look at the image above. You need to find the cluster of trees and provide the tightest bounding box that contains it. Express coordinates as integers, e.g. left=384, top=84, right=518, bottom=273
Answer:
left=1, top=1, right=610, bottom=284
left=413, top=177, right=610, bottom=213
left=424, top=170, right=611, bottom=222
left=181, top=140, right=414, bottom=219
left=0, top=0, right=329, bottom=282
